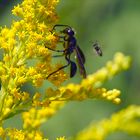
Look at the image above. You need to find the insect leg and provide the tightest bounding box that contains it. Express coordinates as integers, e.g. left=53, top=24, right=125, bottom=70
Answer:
left=52, top=24, right=72, bottom=31
left=46, top=54, right=71, bottom=79
left=45, top=38, right=68, bottom=52
left=45, top=45, right=64, bottom=53
left=52, top=54, right=64, bottom=57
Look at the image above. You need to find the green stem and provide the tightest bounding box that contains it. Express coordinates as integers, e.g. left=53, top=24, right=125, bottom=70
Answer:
left=0, top=86, right=7, bottom=125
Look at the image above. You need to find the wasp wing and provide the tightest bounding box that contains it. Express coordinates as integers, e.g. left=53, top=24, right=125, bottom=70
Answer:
left=74, top=45, right=86, bottom=78
left=76, top=46, right=85, bottom=64
left=70, top=61, right=77, bottom=77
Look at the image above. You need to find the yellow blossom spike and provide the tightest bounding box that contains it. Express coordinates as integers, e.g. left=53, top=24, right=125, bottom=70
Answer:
left=74, top=105, right=140, bottom=140
left=22, top=101, right=64, bottom=130
left=48, top=52, right=131, bottom=103
left=0, top=127, right=5, bottom=137
left=46, top=87, right=121, bottom=104
left=81, top=52, right=131, bottom=88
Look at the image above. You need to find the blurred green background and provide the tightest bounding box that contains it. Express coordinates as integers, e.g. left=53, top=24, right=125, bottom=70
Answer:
left=0, top=0, right=140, bottom=139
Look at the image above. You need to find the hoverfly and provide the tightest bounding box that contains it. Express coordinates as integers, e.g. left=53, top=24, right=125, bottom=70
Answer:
left=93, top=41, right=103, bottom=56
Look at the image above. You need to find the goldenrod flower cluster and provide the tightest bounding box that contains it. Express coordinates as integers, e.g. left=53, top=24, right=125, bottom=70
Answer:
left=0, top=0, right=62, bottom=123
left=58, top=53, right=131, bottom=104
left=75, top=105, right=140, bottom=140
left=0, top=0, right=135, bottom=140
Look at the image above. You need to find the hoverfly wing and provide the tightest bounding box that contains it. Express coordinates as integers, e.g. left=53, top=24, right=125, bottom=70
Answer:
left=70, top=61, right=77, bottom=77
left=75, top=46, right=86, bottom=78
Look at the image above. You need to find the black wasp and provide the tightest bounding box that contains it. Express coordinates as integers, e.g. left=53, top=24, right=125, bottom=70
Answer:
left=93, top=41, right=103, bottom=56
left=45, top=24, right=86, bottom=79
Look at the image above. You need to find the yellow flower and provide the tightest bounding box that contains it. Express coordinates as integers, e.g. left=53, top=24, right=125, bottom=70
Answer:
left=12, top=4, right=23, bottom=17
left=21, top=92, right=30, bottom=101
left=0, top=127, right=5, bottom=136
left=22, top=107, right=55, bottom=130
left=24, top=131, right=44, bottom=140
left=56, top=136, right=66, bottom=140
left=8, top=129, right=25, bottom=140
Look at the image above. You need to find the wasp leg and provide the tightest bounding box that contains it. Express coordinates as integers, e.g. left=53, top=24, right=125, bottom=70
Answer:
left=52, top=24, right=72, bottom=31
left=46, top=54, right=71, bottom=79
left=52, top=54, right=64, bottom=57
left=44, top=45, right=65, bottom=53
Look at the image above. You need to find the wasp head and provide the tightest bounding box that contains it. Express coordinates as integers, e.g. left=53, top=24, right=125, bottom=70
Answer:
left=62, top=28, right=75, bottom=36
